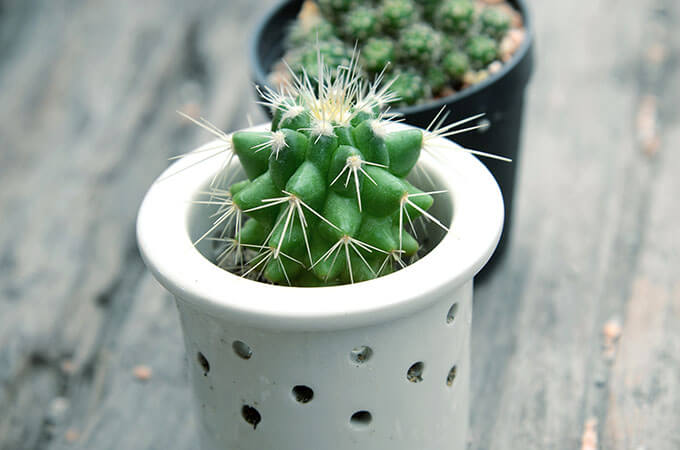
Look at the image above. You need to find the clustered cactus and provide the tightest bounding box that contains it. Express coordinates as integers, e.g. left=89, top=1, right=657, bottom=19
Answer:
left=181, top=56, right=502, bottom=287
left=272, top=0, right=525, bottom=107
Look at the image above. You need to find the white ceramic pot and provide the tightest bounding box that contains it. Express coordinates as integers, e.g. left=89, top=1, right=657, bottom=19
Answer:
left=137, top=123, right=503, bottom=450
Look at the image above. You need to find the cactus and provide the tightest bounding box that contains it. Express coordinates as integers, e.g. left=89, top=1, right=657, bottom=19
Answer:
left=389, top=70, right=426, bottom=106
left=318, top=0, right=360, bottom=18
left=362, top=37, right=396, bottom=73
left=182, top=57, right=483, bottom=287
left=425, top=66, right=449, bottom=94
left=287, top=18, right=336, bottom=48
left=379, top=0, right=419, bottom=33
left=442, top=50, right=469, bottom=81
left=341, top=6, right=381, bottom=41
left=479, top=7, right=511, bottom=39
left=275, top=0, right=521, bottom=106
left=465, top=35, right=498, bottom=69
left=397, top=23, right=442, bottom=64
left=436, top=0, right=475, bottom=34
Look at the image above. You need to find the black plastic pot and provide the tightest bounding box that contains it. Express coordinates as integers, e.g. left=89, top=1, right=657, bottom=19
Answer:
left=250, top=0, right=534, bottom=273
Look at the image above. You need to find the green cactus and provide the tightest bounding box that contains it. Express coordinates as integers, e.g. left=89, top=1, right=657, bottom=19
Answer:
left=466, top=35, right=498, bottom=69
left=436, top=0, right=475, bottom=34
left=318, top=0, right=360, bottom=19
left=185, top=59, right=457, bottom=287
left=442, top=50, right=469, bottom=81
left=341, top=6, right=381, bottom=41
left=361, top=37, right=396, bottom=73
left=287, top=18, right=336, bottom=48
left=297, top=38, right=353, bottom=78
left=389, top=70, right=426, bottom=106
left=479, top=7, right=511, bottom=39
left=425, top=66, right=449, bottom=94
left=397, top=23, right=442, bottom=64
left=379, top=0, right=419, bottom=33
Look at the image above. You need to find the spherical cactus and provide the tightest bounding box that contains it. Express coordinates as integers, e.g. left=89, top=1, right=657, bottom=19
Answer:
left=297, top=38, right=353, bottom=78
left=389, top=69, right=426, bottom=106
left=425, top=65, right=449, bottom=94
left=465, top=35, right=498, bottom=69
left=479, top=7, right=511, bottom=39
left=186, top=60, right=457, bottom=287
left=287, top=18, right=336, bottom=48
left=318, top=0, right=361, bottom=20
left=442, top=50, right=469, bottom=80
left=361, top=37, right=396, bottom=73
left=379, top=0, right=419, bottom=33
left=414, top=0, right=443, bottom=20
left=397, top=23, right=442, bottom=64
left=341, top=6, right=381, bottom=41
left=436, top=0, right=475, bottom=34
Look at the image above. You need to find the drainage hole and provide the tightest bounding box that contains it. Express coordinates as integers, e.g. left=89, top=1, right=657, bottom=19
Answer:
left=446, top=365, right=457, bottom=387
left=407, top=361, right=424, bottom=383
left=350, top=410, right=372, bottom=427
left=292, top=385, right=314, bottom=403
left=446, top=303, right=458, bottom=324
left=197, top=352, right=210, bottom=375
left=241, top=405, right=261, bottom=429
left=350, top=345, right=373, bottom=364
left=232, top=340, right=252, bottom=360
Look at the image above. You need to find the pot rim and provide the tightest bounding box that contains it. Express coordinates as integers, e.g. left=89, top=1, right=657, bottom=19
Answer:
left=249, top=0, right=534, bottom=116
left=137, top=122, right=503, bottom=331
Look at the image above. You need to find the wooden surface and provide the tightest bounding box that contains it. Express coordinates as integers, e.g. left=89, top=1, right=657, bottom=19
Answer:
left=1, top=0, right=679, bottom=448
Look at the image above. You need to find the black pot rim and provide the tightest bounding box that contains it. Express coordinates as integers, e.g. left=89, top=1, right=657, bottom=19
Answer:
left=250, top=0, right=534, bottom=115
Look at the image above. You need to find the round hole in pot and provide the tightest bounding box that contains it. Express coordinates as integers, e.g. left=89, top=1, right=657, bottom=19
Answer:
left=446, top=365, right=457, bottom=387
left=349, top=346, right=373, bottom=364
left=407, top=361, right=424, bottom=383
left=241, top=405, right=261, bottom=429
left=350, top=410, right=372, bottom=428
left=446, top=303, right=458, bottom=324
left=232, top=340, right=253, bottom=360
left=292, top=385, right=314, bottom=403
left=197, top=352, right=210, bottom=375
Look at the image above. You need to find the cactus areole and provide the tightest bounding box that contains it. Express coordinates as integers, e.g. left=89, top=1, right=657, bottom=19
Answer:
left=171, top=55, right=504, bottom=288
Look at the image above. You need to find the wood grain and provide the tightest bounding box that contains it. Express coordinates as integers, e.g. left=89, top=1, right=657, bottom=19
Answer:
left=0, top=0, right=678, bottom=448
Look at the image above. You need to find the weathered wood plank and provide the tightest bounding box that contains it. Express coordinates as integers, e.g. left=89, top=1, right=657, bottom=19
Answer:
left=470, top=0, right=680, bottom=448
left=0, top=0, right=270, bottom=447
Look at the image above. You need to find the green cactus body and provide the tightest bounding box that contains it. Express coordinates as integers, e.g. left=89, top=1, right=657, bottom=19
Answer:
left=479, top=7, right=511, bottom=39
left=379, top=0, right=419, bottom=33
left=436, top=0, right=475, bottom=34
left=414, top=0, right=443, bottom=21
left=442, top=50, right=469, bottom=81
left=191, top=60, right=452, bottom=287
left=389, top=70, right=426, bottom=106
left=297, top=38, right=353, bottom=79
left=318, top=0, right=360, bottom=19
left=287, top=18, right=336, bottom=48
left=425, top=66, right=449, bottom=95
left=397, top=23, right=442, bottom=64
left=341, top=7, right=381, bottom=41
left=465, top=35, right=498, bottom=69
left=361, top=37, right=396, bottom=73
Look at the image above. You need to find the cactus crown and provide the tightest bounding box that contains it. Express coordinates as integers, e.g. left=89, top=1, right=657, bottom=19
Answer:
left=179, top=52, right=506, bottom=287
